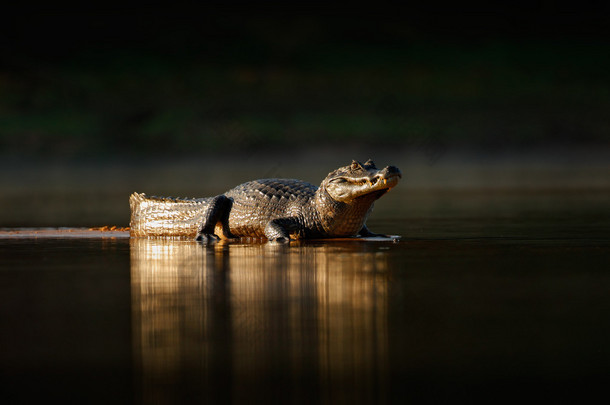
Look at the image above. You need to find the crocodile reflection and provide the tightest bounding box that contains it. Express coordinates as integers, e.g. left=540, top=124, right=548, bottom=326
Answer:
left=130, top=239, right=390, bottom=404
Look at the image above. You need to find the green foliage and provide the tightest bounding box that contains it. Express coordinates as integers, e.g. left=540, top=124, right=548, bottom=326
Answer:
left=1, top=40, right=609, bottom=158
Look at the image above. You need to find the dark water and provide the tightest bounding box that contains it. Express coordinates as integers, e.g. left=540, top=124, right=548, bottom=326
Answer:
left=1, top=214, right=609, bottom=404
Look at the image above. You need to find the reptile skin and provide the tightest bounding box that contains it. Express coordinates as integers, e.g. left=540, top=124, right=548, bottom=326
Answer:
left=129, top=159, right=401, bottom=242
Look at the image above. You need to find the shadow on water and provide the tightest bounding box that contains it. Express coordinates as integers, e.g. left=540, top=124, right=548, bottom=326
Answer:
left=130, top=239, right=390, bottom=404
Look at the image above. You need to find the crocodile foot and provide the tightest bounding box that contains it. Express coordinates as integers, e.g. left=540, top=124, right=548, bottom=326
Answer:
left=270, top=236, right=292, bottom=243
left=195, top=233, right=220, bottom=244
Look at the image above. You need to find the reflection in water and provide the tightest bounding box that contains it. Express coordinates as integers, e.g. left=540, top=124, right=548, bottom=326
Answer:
left=130, top=239, right=389, bottom=404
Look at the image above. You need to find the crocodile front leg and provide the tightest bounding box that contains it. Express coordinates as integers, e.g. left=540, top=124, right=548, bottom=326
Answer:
left=264, top=217, right=301, bottom=243
left=195, top=195, right=235, bottom=242
left=358, top=224, right=388, bottom=238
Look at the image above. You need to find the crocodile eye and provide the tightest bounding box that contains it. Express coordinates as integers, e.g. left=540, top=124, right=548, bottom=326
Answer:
left=364, top=159, right=377, bottom=169
left=350, top=160, right=363, bottom=170
left=331, top=178, right=347, bottom=184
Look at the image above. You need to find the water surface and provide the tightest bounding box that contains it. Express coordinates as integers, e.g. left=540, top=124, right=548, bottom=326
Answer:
left=1, top=212, right=609, bottom=403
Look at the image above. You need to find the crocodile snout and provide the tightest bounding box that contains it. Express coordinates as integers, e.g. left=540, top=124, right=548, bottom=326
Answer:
left=382, top=166, right=401, bottom=178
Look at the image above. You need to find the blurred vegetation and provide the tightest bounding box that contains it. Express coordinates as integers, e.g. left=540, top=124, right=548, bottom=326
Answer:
left=2, top=12, right=610, bottom=159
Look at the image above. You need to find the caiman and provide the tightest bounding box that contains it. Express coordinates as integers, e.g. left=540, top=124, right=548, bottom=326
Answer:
left=129, top=159, right=401, bottom=242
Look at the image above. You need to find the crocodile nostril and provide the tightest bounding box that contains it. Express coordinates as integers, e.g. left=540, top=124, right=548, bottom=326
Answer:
left=384, top=166, right=402, bottom=177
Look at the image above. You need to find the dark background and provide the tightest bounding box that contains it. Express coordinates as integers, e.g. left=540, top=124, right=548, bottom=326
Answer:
left=3, top=3, right=610, bottom=161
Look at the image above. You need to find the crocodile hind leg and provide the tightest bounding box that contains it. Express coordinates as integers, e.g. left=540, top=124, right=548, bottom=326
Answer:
left=195, top=195, right=235, bottom=242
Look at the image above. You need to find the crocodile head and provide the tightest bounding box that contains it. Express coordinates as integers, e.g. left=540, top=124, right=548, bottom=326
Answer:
left=321, top=159, right=401, bottom=203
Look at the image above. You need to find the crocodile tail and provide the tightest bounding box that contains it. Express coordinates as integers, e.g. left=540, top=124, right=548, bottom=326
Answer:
left=129, top=192, right=210, bottom=238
